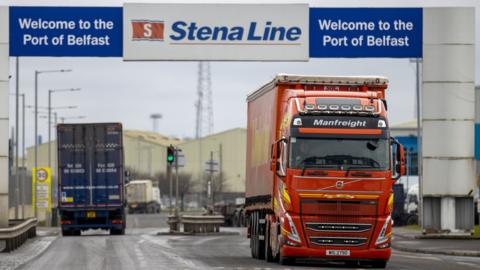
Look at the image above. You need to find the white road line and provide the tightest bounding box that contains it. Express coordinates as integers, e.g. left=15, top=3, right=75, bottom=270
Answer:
left=456, top=261, right=479, bottom=268
left=134, top=244, right=148, bottom=269
left=394, top=253, right=442, bottom=261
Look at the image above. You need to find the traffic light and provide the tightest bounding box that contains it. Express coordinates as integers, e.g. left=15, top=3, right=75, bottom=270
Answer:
left=167, top=146, right=175, bottom=165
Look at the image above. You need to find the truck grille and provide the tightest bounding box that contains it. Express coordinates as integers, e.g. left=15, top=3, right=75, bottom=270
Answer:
left=306, top=222, right=371, bottom=233
left=301, top=199, right=377, bottom=216
left=310, top=236, right=368, bottom=247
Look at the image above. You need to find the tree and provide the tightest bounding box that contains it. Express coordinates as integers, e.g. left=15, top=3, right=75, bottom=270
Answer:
left=153, top=171, right=194, bottom=211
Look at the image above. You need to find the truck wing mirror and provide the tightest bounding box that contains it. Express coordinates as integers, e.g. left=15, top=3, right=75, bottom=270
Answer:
left=270, top=143, right=277, bottom=172
left=398, top=144, right=406, bottom=175
left=276, top=138, right=288, bottom=177
left=391, top=139, right=405, bottom=181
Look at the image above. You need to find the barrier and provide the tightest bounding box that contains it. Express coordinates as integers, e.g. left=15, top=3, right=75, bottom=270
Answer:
left=0, top=218, right=38, bottom=252
left=181, top=215, right=224, bottom=233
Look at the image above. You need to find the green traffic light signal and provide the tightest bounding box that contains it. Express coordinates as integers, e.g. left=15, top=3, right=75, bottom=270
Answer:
left=167, top=146, right=175, bottom=164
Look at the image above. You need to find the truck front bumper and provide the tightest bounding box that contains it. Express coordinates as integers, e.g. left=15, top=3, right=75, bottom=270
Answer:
left=282, top=245, right=391, bottom=260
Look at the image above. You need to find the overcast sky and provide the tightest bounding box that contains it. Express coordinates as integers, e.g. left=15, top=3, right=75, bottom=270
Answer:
left=3, top=0, right=480, bottom=148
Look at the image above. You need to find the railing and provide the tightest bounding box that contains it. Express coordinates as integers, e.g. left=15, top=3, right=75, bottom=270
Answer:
left=0, top=218, right=38, bottom=252
left=168, top=215, right=225, bottom=233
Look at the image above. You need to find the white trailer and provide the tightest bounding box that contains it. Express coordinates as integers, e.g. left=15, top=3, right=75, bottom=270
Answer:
left=126, top=180, right=161, bottom=214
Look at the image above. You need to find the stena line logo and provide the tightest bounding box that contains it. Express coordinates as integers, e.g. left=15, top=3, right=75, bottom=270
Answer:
left=132, top=20, right=165, bottom=41
left=131, top=19, right=302, bottom=44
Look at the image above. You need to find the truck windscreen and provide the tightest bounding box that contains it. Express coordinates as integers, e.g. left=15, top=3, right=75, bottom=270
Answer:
left=289, top=138, right=389, bottom=171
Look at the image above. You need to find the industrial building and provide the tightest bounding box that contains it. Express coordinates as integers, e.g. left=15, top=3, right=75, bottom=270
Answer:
left=177, top=128, right=246, bottom=204
left=17, top=128, right=246, bottom=212
left=25, top=129, right=181, bottom=178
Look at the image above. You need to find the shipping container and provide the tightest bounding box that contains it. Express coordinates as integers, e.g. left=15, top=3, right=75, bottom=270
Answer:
left=57, top=123, right=126, bottom=235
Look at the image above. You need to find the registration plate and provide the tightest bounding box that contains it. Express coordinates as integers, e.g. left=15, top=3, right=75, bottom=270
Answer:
left=86, top=211, right=96, bottom=218
left=326, top=250, right=350, bottom=256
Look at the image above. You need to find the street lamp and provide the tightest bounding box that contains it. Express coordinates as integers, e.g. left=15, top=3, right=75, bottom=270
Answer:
left=34, top=69, right=72, bottom=175
left=27, top=105, right=77, bottom=110
left=48, top=88, right=81, bottom=169
left=59, top=116, right=86, bottom=123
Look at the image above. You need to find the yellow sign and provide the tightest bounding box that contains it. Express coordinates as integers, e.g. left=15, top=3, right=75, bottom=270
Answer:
left=32, top=167, right=52, bottom=212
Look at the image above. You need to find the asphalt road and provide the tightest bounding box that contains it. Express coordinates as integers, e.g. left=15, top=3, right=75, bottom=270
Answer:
left=18, top=213, right=480, bottom=270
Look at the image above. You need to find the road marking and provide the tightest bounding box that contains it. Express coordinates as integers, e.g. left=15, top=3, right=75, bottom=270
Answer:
left=394, top=253, right=442, bottom=261
left=456, top=261, right=479, bottom=268
left=140, top=234, right=199, bottom=268
left=134, top=243, right=148, bottom=269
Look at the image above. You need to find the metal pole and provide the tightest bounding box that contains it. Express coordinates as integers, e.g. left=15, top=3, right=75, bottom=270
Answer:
left=21, top=93, right=25, bottom=219
left=406, top=150, right=410, bottom=194
left=34, top=71, right=38, bottom=218
left=168, top=145, right=173, bottom=215
left=218, top=143, right=222, bottom=202
left=15, top=57, right=19, bottom=219
left=210, top=151, right=214, bottom=210
left=47, top=90, right=52, bottom=227
left=48, top=90, right=51, bottom=169
left=175, top=148, right=179, bottom=216
left=415, top=58, right=423, bottom=228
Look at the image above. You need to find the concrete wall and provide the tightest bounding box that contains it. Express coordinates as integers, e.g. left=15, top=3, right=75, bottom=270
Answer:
left=0, top=6, right=9, bottom=228
left=178, top=128, right=246, bottom=194
left=422, top=8, right=475, bottom=233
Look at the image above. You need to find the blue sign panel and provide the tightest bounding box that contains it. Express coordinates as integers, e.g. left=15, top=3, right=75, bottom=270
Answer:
left=309, top=8, right=422, bottom=58
left=9, top=7, right=122, bottom=57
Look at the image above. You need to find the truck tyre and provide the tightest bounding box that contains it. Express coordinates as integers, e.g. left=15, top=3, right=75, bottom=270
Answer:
left=72, top=230, right=81, bottom=236
left=250, top=213, right=256, bottom=258
left=256, top=212, right=265, bottom=260
left=264, top=218, right=274, bottom=262
left=61, top=229, right=71, bottom=236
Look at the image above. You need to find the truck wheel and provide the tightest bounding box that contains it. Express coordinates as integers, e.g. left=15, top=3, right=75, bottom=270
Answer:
left=61, top=229, right=71, bottom=236
left=72, top=230, right=81, bottom=236
left=264, top=218, right=274, bottom=262
left=250, top=214, right=256, bottom=258
left=256, top=212, right=265, bottom=260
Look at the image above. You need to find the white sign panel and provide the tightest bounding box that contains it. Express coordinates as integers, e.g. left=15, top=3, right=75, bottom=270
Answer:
left=123, top=4, right=309, bottom=61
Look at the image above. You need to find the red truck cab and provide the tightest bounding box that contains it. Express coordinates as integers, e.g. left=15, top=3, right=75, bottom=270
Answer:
left=245, top=74, right=405, bottom=268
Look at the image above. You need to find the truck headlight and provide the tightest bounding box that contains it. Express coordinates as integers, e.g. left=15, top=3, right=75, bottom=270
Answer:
left=375, top=215, right=392, bottom=247
left=282, top=213, right=301, bottom=244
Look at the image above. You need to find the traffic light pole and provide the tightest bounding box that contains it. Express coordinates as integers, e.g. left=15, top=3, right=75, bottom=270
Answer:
left=168, top=163, right=172, bottom=215
left=175, top=149, right=179, bottom=217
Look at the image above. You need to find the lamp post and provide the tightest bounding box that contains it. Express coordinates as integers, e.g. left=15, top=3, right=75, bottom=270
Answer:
left=34, top=69, right=71, bottom=174
left=48, top=88, right=80, bottom=169
left=21, top=93, right=25, bottom=219
left=59, top=116, right=86, bottom=123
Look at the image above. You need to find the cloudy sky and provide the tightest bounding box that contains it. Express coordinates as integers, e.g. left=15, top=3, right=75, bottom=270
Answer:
left=3, top=0, right=480, bottom=148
